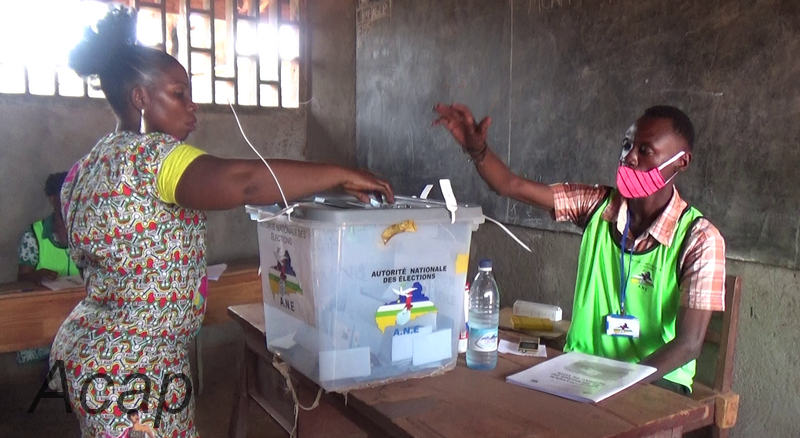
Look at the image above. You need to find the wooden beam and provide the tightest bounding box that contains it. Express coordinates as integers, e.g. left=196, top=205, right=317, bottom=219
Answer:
left=715, top=392, right=740, bottom=429
left=704, top=329, right=721, bottom=345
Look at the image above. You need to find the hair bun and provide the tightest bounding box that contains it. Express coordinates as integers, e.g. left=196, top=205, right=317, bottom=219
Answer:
left=68, top=6, right=138, bottom=78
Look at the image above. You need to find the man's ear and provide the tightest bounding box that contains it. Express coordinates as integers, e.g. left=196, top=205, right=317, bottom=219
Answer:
left=677, top=151, right=692, bottom=172
left=131, top=86, right=148, bottom=112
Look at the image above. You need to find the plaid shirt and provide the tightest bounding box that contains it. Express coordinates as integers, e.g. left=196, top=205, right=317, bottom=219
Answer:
left=552, top=183, right=726, bottom=311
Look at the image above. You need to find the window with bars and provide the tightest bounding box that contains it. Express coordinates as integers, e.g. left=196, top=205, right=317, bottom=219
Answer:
left=0, top=0, right=304, bottom=108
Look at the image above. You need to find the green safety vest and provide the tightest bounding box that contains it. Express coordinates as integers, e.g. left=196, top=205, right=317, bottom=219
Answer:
left=32, top=219, right=78, bottom=277
left=564, top=191, right=704, bottom=389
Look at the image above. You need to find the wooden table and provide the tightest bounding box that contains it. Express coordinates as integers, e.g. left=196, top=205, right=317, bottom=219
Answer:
left=0, top=258, right=263, bottom=353
left=228, top=303, right=710, bottom=438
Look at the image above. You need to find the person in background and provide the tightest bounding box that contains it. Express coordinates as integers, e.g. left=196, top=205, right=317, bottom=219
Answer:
left=17, top=171, right=80, bottom=284
left=50, top=7, right=393, bottom=438
left=17, top=172, right=78, bottom=365
left=434, top=102, right=725, bottom=396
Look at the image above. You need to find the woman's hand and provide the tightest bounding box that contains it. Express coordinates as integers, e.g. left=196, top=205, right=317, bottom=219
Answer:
left=17, top=266, right=58, bottom=284
left=432, top=103, right=492, bottom=155
left=36, top=269, right=59, bottom=281
left=176, top=157, right=396, bottom=210
left=341, top=168, right=395, bottom=204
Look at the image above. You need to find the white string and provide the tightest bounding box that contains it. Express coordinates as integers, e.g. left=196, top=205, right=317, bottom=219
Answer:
left=228, top=101, right=296, bottom=221
left=657, top=150, right=686, bottom=171
left=440, top=225, right=457, bottom=242
left=255, top=204, right=299, bottom=222
left=484, top=216, right=532, bottom=253
left=273, top=356, right=323, bottom=437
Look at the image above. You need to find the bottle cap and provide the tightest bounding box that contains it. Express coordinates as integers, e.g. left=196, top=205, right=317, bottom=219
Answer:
left=479, top=259, right=492, bottom=269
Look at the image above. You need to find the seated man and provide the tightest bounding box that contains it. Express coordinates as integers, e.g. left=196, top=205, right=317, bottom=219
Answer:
left=18, top=171, right=79, bottom=284
left=434, top=104, right=725, bottom=394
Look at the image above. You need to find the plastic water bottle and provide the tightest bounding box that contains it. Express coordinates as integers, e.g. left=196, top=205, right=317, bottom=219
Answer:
left=467, top=259, right=500, bottom=370
left=458, top=282, right=469, bottom=354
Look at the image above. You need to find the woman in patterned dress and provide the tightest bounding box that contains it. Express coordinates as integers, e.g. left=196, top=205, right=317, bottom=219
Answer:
left=50, top=8, right=393, bottom=438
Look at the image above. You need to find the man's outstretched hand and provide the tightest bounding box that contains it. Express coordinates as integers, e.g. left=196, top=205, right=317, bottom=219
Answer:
left=432, top=103, right=492, bottom=154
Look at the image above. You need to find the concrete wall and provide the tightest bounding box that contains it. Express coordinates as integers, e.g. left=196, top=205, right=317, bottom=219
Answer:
left=305, top=0, right=358, bottom=167
left=469, top=224, right=800, bottom=438
left=0, top=95, right=306, bottom=283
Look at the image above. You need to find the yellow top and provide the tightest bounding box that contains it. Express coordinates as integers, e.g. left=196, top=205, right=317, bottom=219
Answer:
left=157, top=144, right=206, bottom=205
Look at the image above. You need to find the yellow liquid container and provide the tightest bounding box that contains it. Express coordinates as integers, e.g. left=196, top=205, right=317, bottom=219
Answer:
left=510, top=314, right=554, bottom=331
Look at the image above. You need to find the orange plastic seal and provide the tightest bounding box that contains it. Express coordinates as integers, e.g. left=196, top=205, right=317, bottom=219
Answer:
left=381, top=220, right=417, bottom=244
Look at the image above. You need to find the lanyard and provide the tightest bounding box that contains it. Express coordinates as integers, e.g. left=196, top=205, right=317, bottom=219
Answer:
left=619, top=210, right=634, bottom=315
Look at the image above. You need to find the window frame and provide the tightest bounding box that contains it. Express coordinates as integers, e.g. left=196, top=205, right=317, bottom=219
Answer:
left=0, top=0, right=308, bottom=109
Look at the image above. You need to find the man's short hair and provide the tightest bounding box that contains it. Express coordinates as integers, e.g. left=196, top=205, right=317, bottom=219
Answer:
left=643, top=105, right=695, bottom=151
left=44, top=172, right=68, bottom=197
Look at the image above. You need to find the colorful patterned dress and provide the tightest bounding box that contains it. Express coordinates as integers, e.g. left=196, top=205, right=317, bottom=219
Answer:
left=51, top=131, right=207, bottom=438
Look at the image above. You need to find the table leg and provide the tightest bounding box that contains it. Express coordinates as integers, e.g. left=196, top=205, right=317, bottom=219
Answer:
left=712, top=427, right=729, bottom=438
left=643, top=426, right=684, bottom=438
left=229, top=344, right=254, bottom=438
left=196, top=335, right=204, bottom=395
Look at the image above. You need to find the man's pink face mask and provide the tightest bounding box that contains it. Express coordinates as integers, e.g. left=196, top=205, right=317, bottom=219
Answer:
left=616, top=124, right=684, bottom=199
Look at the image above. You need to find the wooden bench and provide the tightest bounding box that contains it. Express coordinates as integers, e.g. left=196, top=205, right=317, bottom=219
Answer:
left=0, top=258, right=263, bottom=354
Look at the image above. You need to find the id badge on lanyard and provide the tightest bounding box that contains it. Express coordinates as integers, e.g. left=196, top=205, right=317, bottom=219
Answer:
left=607, top=210, right=640, bottom=338
left=606, top=313, right=640, bottom=337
